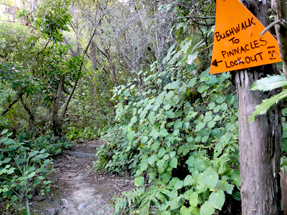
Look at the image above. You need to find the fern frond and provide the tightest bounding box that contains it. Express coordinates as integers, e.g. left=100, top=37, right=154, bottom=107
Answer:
left=248, top=90, right=287, bottom=123
left=250, top=75, right=287, bottom=92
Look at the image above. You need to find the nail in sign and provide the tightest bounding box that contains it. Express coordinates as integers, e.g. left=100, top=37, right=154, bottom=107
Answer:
left=210, top=0, right=282, bottom=74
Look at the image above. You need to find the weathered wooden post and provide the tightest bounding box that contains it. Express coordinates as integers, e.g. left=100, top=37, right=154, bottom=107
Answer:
left=210, top=0, right=282, bottom=214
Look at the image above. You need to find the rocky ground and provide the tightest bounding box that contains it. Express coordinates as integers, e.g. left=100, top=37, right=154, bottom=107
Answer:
left=29, top=139, right=133, bottom=215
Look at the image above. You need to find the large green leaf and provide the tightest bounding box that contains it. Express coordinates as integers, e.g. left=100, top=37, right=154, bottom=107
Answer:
left=148, top=155, right=157, bottom=165
left=249, top=90, right=287, bottom=123
left=208, top=190, right=225, bottom=209
left=164, top=81, right=180, bottom=90
left=127, top=130, right=135, bottom=141
left=134, top=176, right=144, bottom=187
left=162, top=44, right=176, bottom=64
left=130, top=116, right=137, bottom=124
left=169, top=197, right=181, bottom=210
left=174, top=180, right=184, bottom=190
left=187, top=77, right=197, bottom=87
left=200, top=201, right=215, bottom=215
left=170, top=157, right=178, bottom=168
left=203, top=171, right=219, bottom=189
left=27, top=172, right=36, bottom=179
left=158, top=148, right=166, bottom=158
left=159, top=128, right=169, bottom=137
left=231, top=171, right=241, bottom=188
left=184, top=175, right=194, bottom=186
left=180, top=206, right=191, bottom=215
left=189, top=192, right=198, bottom=207
left=187, top=51, right=198, bottom=65
left=215, top=180, right=234, bottom=194
left=250, top=75, right=287, bottom=91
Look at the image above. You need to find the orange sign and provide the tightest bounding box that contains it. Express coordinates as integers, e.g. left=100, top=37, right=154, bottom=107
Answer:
left=210, top=0, right=282, bottom=74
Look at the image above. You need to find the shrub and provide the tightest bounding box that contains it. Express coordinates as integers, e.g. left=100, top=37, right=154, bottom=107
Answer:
left=98, top=67, right=240, bottom=214
left=0, top=130, right=53, bottom=214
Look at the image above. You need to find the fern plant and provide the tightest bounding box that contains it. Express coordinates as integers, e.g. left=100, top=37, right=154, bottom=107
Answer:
left=113, top=185, right=171, bottom=215
left=248, top=75, right=287, bottom=123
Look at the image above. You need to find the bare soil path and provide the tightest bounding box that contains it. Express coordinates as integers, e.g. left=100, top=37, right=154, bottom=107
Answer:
left=30, top=139, right=133, bottom=215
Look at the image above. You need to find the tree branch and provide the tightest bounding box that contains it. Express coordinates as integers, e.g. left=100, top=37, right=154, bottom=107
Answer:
left=61, top=27, right=98, bottom=118
left=20, top=95, right=35, bottom=127
left=63, top=36, right=77, bottom=56
left=1, top=90, right=25, bottom=116
left=260, top=19, right=282, bottom=36
left=86, top=52, right=109, bottom=75
left=176, top=16, right=215, bottom=20
left=38, top=38, right=51, bottom=55
left=199, top=42, right=214, bottom=53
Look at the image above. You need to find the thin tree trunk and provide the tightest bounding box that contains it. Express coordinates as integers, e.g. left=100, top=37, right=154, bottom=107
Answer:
left=61, top=80, right=78, bottom=119
left=236, top=1, right=282, bottom=214
left=280, top=169, right=287, bottom=214
left=20, top=95, right=35, bottom=128
left=104, top=48, right=119, bottom=86
left=90, top=40, right=98, bottom=71
left=13, top=0, right=17, bottom=21
left=52, top=76, right=64, bottom=137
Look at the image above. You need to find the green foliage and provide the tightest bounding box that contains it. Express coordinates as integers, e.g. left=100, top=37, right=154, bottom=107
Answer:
left=249, top=75, right=287, bottom=123
left=17, top=131, right=73, bottom=155
left=0, top=86, right=14, bottom=127
left=250, top=75, right=287, bottom=91
left=249, top=90, right=287, bottom=123
left=95, top=125, right=137, bottom=174
left=281, top=108, right=287, bottom=160
left=19, top=0, right=72, bottom=41
left=98, top=63, right=239, bottom=214
left=0, top=130, right=53, bottom=214
left=67, top=126, right=99, bottom=140
left=0, top=7, right=83, bottom=135
left=0, top=22, right=31, bottom=62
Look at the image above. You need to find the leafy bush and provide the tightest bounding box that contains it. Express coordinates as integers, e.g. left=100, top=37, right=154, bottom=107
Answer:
left=0, top=130, right=53, bottom=214
left=67, top=126, right=100, bottom=140
left=17, top=131, right=73, bottom=155
left=95, top=125, right=138, bottom=174
left=98, top=66, right=240, bottom=214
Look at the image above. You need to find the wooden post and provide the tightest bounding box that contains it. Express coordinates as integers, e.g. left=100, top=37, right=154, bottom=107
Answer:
left=235, top=1, right=282, bottom=214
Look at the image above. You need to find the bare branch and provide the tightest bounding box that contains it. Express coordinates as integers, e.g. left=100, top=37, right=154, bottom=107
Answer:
left=63, top=36, right=77, bottom=56
left=176, top=16, right=215, bottom=20
left=61, top=26, right=98, bottom=118
left=1, top=90, right=25, bottom=116
left=37, top=38, right=51, bottom=55
left=260, top=19, right=283, bottom=36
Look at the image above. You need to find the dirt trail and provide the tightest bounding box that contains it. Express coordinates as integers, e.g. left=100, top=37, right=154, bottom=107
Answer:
left=30, top=140, right=133, bottom=215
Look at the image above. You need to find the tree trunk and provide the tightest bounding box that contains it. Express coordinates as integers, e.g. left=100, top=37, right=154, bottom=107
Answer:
left=52, top=76, right=64, bottom=137
left=236, top=69, right=281, bottom=215
left=90, top=40, right=98, bottom=71
left=280, top=169, right=287, bottom=214
left=236, top=1, right=282, bottom=214
left=20, top=95, right=35, bottom=128
left=104, top=48, right=119, bottom=86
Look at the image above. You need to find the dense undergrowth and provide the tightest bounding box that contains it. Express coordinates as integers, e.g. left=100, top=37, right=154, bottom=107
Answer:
left=0, top=130, right=73, bottom=214
left=95, top=55, right=241, bottom=214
